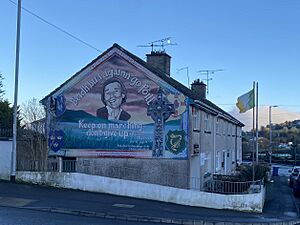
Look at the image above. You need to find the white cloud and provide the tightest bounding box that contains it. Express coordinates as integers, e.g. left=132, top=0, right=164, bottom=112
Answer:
left=228, top=106, right=300, bottom=131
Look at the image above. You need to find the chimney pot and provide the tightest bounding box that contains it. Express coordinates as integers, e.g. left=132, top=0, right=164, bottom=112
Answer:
left=191, top=79, right=206, bottom=99
left=146, top=51, right=171, bottom=77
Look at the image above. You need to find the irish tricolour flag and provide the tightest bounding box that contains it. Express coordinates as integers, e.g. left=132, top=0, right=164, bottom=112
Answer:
left=236, top=89, right=255, bottom=113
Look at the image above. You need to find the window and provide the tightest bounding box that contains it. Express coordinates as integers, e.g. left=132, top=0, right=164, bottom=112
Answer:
left=216, top=118, right=220, bottom=134
left=193, top=109, right=200, bottom=131
left=226, top=122, right=229, bottom=135
left=204, top=113, right=211, bottom=132
left=228, top=123, right=231, bottom=136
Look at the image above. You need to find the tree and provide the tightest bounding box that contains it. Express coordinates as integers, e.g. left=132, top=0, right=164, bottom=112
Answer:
left=21, top=98, right=45, bottom=130
left=0, top=72, right=4, bottom=100
left=0, top=100, right=21, bottom=137
left=0, top=73, right=22, bottom=133
left=258, top=137, right=269, bottom=151
left=0, top=100, right=13, bottom=129
left=259, top=126, right=268, bottom=139
left=238, top=163, right=270, bottom=181
left=18, top=98, right=47, bottom=163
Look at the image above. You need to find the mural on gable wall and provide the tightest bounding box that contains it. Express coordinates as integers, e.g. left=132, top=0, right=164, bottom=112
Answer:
left=48, top=52, right=188, bottom=159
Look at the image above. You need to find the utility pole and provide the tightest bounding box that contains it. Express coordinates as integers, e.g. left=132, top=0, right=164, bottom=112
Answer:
left=269, top=105, right=278, bottom=165
left=11, top=0, right=22, bottom=182
left=177, top=67, right=190, bottom=88
left=294, top=136, right=296, bottom=166
left=197, top=69, right=223, bottom=96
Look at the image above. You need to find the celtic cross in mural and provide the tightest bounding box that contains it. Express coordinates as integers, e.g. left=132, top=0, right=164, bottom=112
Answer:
left=147, top=89, right=175, bottom=157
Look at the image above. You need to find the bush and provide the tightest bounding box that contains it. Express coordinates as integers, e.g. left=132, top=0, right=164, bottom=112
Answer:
left=237, top=163, right=270, bottom=181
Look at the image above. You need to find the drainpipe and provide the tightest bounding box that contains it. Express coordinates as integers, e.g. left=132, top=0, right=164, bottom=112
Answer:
left=59, top=157, right=62, bottom=172
left=198, top=109, right=202, bottom=191
left=213, top=115, right=219, bottom=174
left=235, top=125, right=238, bottom=170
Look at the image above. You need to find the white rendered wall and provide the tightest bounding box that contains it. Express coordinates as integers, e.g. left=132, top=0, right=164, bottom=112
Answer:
left=0, top=140, right=12, bottom=180
left=17, top=171, right=265, bottom=213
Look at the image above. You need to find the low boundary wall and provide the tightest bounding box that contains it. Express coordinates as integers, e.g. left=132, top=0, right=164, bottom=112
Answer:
left=16, top=171, right=265, bottom=213
left=0, top=140, right=12, bottom=180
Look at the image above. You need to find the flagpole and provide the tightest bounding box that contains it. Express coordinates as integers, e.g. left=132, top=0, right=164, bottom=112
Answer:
left=252, top=81, right=255, bottom=182
left=256, top=82, right=259, bottom=163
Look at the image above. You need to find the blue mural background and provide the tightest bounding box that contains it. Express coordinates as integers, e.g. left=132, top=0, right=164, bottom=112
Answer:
left=48, top=53, right=188, bottom=159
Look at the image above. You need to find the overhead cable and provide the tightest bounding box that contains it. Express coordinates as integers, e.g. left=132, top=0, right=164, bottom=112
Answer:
left=8, top=0, right=102, bottom=53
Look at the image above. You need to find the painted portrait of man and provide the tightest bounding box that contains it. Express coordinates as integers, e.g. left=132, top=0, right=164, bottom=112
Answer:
left=96, top=78, right=131, bottom=121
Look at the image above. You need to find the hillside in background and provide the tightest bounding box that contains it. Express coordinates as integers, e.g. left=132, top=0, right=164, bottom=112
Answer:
left=242, top=119, right=300, bottom=165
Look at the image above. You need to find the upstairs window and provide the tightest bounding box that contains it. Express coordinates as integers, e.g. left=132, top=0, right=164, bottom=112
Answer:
left=228, top=123, right=231, bottom=136
left=204, top=113, right=211, bottom=132
left=216, top=118, right=220, bottom=134
left=193, top=108, right=201, bottom=131
left=232, top=124, right=236, bottom=136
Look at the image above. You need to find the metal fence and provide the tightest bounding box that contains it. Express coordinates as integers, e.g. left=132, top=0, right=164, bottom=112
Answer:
left=0, top=128, right=46, bottom=139
left=203, top=178, right=263, bottom=194
left=17, top=159, right=59, bottom=172
left=0, top=128, right=12, bottom=138
left=17, top=159, right=76, bottom=173
left=62, top=160, right=77, bottom=172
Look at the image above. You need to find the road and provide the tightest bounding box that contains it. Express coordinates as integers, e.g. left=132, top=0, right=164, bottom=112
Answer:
left=0, top=206, right=157, bottom=225
left=0, top=171, right=299, bottom=225
left=0, top=180, right=257, bottom=223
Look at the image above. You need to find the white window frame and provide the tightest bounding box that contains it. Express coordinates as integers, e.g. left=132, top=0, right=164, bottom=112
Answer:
left=232, top=124, right=236, bottom=136
left=193, top=109, right=201, bottom=131
left=216, top=117, right=220, bottom=134
left=204, top=113, right=211, bottom=132
left=228, top=123, right=231, bottom=136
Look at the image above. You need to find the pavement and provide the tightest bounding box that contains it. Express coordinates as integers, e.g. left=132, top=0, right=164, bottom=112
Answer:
left=0, top=166, right=299, bottom=225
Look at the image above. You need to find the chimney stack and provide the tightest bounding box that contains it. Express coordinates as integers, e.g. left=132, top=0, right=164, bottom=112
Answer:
left=146, top=51, right=171, bottom=77
left=191, top=79, right=206, bottom=99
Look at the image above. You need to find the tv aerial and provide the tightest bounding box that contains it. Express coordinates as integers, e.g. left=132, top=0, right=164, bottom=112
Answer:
left=197, top=69, right=223, bottom=96
left=137, top=37, right=177, bottom=52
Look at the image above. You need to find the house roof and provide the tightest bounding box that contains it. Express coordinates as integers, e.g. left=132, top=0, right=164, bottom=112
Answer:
left=41, top=43, right=244, bottom=127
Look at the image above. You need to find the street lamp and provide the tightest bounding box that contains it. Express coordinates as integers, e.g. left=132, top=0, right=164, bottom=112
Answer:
left=269, top=105, right=278, bottom=165
left=11, top=0, right=22, bottom=182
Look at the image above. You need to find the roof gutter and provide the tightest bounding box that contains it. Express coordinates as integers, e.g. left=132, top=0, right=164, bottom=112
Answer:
left=192, top=99, right=218, bottom=116
left=194, top=99, right=244, bottom=127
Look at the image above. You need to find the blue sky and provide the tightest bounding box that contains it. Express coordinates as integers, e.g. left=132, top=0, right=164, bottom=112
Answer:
left=1, top=0, right=300, bottom=125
